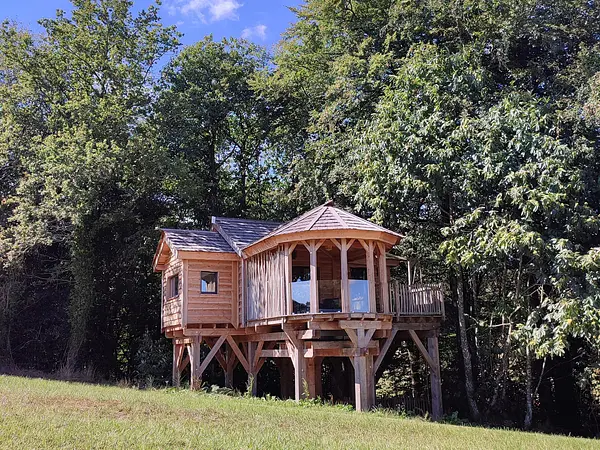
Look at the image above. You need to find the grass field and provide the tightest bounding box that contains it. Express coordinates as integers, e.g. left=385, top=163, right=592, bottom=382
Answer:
left=0, top=375, right=598, bottom=449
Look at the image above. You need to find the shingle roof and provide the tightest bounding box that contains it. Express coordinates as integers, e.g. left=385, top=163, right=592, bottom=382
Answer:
left=212, top=217, right=282, bottom=254
left=161, top=229, right=235, bottom=253
left=248, top=201, right=402, bottom=248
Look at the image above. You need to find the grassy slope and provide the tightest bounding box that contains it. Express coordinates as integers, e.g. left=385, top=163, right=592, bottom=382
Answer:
left=0, top=376, right=597, bottom=449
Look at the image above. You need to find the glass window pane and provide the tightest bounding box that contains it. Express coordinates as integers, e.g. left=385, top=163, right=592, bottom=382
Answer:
left=349, top=279, right=369, bottom=312
left=201, top=271, right=218, bottom=294
left=291, top=280, right=310, bottom=313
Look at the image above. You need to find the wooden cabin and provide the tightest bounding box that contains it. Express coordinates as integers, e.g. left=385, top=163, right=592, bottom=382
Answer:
left=153, top=201, right=444, bottom=415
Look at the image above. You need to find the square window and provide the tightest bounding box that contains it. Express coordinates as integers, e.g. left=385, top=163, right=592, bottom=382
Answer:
left=168, top=274, right=179, bottom=298
left=201, top=271, right=218, bottom=294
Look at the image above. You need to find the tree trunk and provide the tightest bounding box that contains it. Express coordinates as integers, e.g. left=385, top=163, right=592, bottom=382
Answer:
left=524, top=346, right=533, bottom=429
left=457, top=269, right=480, bottom=421
left=65, top=231, right=95, bottom=374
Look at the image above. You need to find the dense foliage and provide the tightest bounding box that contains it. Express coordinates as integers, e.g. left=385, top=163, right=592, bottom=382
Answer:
left=1, top=0, right=599, bottom=436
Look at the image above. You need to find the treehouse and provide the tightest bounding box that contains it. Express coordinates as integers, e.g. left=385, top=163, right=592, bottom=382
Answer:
left=152, top=201, right=444, bottom=415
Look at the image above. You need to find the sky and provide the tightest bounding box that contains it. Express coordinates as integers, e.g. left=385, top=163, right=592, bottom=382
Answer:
left=0, top=0, right=301, bottom=52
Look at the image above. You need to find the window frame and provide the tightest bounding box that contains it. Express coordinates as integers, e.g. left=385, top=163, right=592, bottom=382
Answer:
left=167, top=273, right=179, bottom=300
left=200, top=271, right=219, bottom=294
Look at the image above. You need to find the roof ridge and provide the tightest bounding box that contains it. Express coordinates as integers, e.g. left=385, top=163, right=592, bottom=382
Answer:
left=213, top=216, right=282, bottom=224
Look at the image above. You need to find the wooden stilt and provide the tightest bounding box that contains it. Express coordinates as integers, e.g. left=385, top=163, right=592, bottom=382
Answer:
left=428, top=335, right=443, bottom=420
left=305, top=357, right=322, bottom=399
left=190, top=336, right=202, bottom=390
left=353, top=355, right=375, bottom=412
left=285, top=331, right=307, bottom=400
left=224, top=345, right=236, bottom=388
left=275, top=358, right=295, bottom=399
left=247, top=341, right=259, bottom=396
left=172, top=342, right=184, bottom=387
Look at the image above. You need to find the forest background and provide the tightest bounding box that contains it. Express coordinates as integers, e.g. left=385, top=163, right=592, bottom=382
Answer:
left=1, top=0, right=600, bottom=437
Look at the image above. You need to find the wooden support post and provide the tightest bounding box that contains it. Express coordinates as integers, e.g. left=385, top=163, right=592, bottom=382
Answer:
left=247, top=341, right=259, bottom=396
left=309, top=240, right=318, bottom=314
left=226, top=335, right=250, bottom=373
left=305, top=357, right=322, bottom=399
left=172, top=342, right=184, bottom=387
left=275, top=358, right=295, bottom=399
left=285, top=243, right=293, bottom=315
left=224, top=345, right=236, bottom=388
left=285, top=331, right=307, bottom=400
left=190, top=336, right=202, bottom=390
left=360, top=240, right=377, bottom=313
left=353, top=355, right=375, bottom=412
left=377, top=242, right=390, bottom=313
left=341, top=238, right=350, bottom=313
left=428, top=335, right=443, bottom=420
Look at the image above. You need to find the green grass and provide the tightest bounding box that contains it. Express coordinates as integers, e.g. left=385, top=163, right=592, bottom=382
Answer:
left=0, top=376, right=597, bottom=449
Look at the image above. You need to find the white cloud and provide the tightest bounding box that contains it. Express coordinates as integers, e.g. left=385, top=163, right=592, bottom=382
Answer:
left=241, top=24, right=267, bottom=41
left=171, top=0, right=242, bottom=22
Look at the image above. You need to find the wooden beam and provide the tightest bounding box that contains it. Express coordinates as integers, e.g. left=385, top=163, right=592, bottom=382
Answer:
left=226, top=335, right=250, bottom=373
left=339, top=320, right=386, bottom=330
left=408, top=329, right=437, bottom=373
left=261, top=348, right=290, bottom=358
left=345, top=328, right=359, bottom=347
left=374, top=329, right=398, bottom=373
left=197, top=335, right=226, bottom=376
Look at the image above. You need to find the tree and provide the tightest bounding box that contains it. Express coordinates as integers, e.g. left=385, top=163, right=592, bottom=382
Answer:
left=0, top=0, right=179, bottom=374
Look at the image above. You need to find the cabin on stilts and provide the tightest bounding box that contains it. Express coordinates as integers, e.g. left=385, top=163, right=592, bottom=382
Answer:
left=152, top=201, right=444, bottom=416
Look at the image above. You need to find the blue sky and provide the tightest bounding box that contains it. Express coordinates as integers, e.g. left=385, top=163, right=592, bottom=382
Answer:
left=0, top=0, right=301, bottom=51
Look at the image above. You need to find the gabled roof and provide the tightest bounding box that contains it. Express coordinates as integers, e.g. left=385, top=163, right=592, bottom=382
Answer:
left=152, top=229, right=236, bottom=271
left=160, top=229, right=235, bottom=253
left=245, top=201, right=402, bottom=250
left=211, top=217, right=281, bottom=255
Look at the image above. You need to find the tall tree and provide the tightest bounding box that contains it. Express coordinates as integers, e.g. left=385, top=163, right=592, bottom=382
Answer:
left=0, top=0, right=179, bottom=374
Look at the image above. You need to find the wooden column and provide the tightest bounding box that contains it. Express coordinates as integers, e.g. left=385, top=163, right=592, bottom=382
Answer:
left=172, top=342, right=184, bottom=387
left=428, top=335, right=443, bottom=420
left=353, top=355, right=375, bottom=412
left=189, top=336, right=202, bottom=390
left=309, top=240, right=318, bottom=314
left=247, top=342, right=259, bottom=396
left=286, top=331, right=307, bottom=400
left=360, top=240, right=377, bottom=313
left=340, top=238, right=350, bottom=313
left=275, top=358, right=295, bottom=399
left=305, top=357, right=322, bottom=399
left=377, top=242, right=390, bottom=313
left=224, top=345, right=236, bottom=388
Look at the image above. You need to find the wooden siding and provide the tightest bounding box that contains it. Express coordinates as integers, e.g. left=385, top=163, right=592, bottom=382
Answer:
left=162, top=253, right=183, bottom=329
left=187, top=259, right=236, bottom=325
left=247, top=246, right=287, bottom=321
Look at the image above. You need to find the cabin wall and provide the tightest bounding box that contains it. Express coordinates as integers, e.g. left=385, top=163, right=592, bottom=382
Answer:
left=186, top=259, right=238, bottom=326
left=162, top=253, right=183, bottom=330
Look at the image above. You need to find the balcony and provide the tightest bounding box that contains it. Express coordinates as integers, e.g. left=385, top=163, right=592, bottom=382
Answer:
left=290, top=279, right=444, bottom=317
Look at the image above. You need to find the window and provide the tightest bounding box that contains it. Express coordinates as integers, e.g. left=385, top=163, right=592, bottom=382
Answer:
left=350, top=267, right=367, bottom=280
left=201, top=271, right=218, bottom=294
left=292, top=266, right=310, bottom=282
left=168, top=274, right=179, bottom=298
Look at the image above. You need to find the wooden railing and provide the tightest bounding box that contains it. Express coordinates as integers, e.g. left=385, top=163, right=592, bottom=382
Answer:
left=390, top=281, right=445, bottom=317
